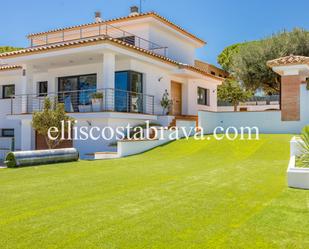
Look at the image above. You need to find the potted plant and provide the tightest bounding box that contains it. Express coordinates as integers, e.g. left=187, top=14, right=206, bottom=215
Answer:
left=91, top=92, right=103, bottom=112
left=160, top=90, right=173, bottom=115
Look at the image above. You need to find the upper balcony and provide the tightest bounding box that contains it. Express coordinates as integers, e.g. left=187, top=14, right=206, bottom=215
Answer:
left=29, top=23, right=168, bottom=57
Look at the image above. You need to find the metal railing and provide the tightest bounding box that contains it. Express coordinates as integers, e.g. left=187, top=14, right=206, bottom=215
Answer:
left=29, top=23, right=168, bottom=57
left=218, top=95, right=280, bottom=106
left=10, top=88, right=155, bottom=115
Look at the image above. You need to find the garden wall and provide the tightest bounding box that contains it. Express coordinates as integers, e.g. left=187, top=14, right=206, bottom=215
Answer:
left=199, top=84, right=309, bottom=134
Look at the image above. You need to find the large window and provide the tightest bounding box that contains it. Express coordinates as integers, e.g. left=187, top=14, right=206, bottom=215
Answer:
left=197, top=87, right=209, bottom=106
left=2, top=85, right=15, bottom=99
left=58, top=74, right=97, bottom=112
left=1, top=129, right=14, bottom=137
left=38, top=81, right=48, bottom=97
left=115, top=71, right=143, bottom=113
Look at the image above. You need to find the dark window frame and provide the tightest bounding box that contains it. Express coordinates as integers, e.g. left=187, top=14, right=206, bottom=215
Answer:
left=116, top=36, right=135, bottom=46
left=197, top=87, right=209, bottom=106
left=38, top=81, right=48, bottom=97
left=115, top=70, right=144, bottom=113
left=115, top=70, right=143, bottom=93
left=2, top=84, right=15, bottom=99
left=1, top=129, right=14, bottom=137
left=57, top=74, right=97, bottom=92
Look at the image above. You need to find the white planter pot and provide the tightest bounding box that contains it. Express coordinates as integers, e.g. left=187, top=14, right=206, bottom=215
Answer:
left=287, top=156, right=309, bottom=190
left=78, top=105, right=92, bottom=113
left=288, top=137, right=309, bottom=189
left=92, top=98, right=103, bottom=112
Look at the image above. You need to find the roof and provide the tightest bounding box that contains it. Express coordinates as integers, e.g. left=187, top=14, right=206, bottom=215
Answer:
left=267, top=55, right=309, bottom=68
left=27, top=12, right=206, bottom=45
left=0, top=37, right=221, bottom=81
left=194, top=60, right=228, bottom=77
left=0, top=65, right=22, bottom=71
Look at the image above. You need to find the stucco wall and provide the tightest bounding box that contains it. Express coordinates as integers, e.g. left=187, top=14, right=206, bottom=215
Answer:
left=149, top=24, right=196, bottom=65
left=0, top=71, right=23, bottom=150
left=199, top=84, right=309, bottom=134
left=73, top=115, right=154, bottom=158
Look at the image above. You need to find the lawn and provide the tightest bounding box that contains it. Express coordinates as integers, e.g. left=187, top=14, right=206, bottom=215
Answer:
left=0, top=134, right=309, bottom=249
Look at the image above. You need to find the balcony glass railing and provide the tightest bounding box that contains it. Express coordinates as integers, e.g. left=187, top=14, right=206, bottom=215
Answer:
left=10, top=88, right=155, bottom=115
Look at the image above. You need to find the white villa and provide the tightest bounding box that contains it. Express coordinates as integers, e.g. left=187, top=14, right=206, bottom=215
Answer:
left=0, top=7, right=224, bottom=158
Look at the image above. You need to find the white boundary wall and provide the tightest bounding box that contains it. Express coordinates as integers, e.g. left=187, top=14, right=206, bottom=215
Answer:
left=117, top=121, right=196, bottom=158
left=199, top=84, right=309, bottom=134
left=288, top=137, right=309, bottom=189
left=217, top=104, right=279, bottom=112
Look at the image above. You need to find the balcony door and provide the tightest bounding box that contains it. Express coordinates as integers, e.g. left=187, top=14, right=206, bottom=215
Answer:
left=58, top=74, right=96, bottom=112
left=115, top=71, right=143, bottom=113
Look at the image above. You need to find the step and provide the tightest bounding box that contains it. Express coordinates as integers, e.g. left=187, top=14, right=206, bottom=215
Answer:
left=94, top=152, right=120, bottom=160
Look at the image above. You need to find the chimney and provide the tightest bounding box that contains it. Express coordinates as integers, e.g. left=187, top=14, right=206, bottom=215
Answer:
left=130, top=6, right=139, bottom=16
left=94, top=11, right=102, bottom=22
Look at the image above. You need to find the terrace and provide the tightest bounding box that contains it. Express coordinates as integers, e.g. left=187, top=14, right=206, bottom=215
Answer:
left=29, top=22, right=168, bottom=57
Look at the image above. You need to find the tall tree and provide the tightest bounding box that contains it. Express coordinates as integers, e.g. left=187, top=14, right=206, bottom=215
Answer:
left=217, top=29, right=309, bottom=94
left=217, top=79, right=252, bottom=112
left=217, top=43, right=242, bottom=71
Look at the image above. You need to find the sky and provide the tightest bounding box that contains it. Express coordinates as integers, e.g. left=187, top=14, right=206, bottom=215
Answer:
left=1, top=0, right=309, bottom=66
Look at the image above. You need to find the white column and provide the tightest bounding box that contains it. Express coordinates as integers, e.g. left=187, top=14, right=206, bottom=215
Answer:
left=47, top=72, right=57, bottom=94
left=20, top=120, right=32, bottom=151
left=101, top=52, right=116, bottom=111
left=17, top=65, right=33, bottom=113
left=102, top=52, right=115, bottom=89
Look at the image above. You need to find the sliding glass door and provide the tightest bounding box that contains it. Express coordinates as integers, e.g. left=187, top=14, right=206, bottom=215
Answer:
left=58, top=74, right=96, bottom=112
left=115, top=71, right=143, bottom=113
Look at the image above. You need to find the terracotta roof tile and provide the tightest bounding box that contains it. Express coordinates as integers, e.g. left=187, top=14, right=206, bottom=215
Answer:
left=0, top=65, right=22, bottom=71
left=267, top=55, right=309, bottom=67
left=0, top=36, right=221, bottom=80
left=27, top=12, right=205, bottom=45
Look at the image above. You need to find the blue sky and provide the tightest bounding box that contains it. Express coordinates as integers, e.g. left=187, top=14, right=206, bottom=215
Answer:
left=1, top=0, right=309, bottom=66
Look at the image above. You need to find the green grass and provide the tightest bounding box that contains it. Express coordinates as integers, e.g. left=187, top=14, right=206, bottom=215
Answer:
left=0, top=134, right=309, bottom=249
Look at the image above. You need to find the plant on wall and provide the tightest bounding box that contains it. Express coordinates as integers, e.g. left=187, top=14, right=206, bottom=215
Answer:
left=32, top=98, right=75, bottom=149
left=160, top=90, right=173, bottom=115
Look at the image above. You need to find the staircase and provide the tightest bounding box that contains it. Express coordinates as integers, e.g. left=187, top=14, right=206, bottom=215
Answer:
left=168, top=115, right=198, bottom=128
left=94, top=115, right=199, bottom=160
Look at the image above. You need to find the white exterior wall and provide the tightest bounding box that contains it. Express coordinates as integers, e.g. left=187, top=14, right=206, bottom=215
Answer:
left=31, top=63, right=103, bottom=94
left=116, top=22, right=150, bottom=42
left=187, top=79, right=218, bottom=114
left=0, top=71, right=23, bottom=150
left=149, top=24, right=196, bottom=65
left=199, top=84, right=309, bottom=134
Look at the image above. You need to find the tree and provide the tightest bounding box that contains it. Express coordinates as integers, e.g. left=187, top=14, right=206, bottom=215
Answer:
left=0, top=46, right=23, bottom=53
left=217, top=29, right=309, bottom=94
left=32, top=98, right=75, bottom=149
left=217, top=79, right=253, bottom=112
left=217, top=43, right=242, bottom=71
